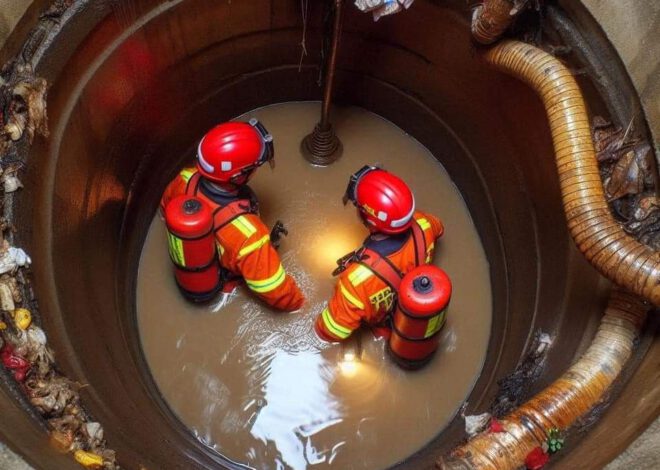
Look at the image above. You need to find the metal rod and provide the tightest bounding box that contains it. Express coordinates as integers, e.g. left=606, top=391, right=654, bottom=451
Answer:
left=319, top=0, right=343, bottom=130
left=301, top=0, right=344, bottom=165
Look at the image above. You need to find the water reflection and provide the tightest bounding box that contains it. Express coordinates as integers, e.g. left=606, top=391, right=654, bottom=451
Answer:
left=249, top=350, right=342, bottom=470
left=189, top=301, right=390, bottom=469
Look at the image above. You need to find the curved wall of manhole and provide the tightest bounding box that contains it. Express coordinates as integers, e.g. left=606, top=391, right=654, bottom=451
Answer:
left=6, top=1, right=647, bottom=469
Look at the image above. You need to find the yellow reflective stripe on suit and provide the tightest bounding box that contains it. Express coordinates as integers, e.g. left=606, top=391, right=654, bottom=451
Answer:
left=416, top=217, right=431, bottom=231
left=179, top=169, right=194, bottom=183
left=216, top=241, right=225, bottom=257
left=339, top=281, right=365, bottom=309
left=231, top=216, right=257, bottom=237
left=424, top=310, right=446, bottom=338
left=245, top=264, right=286, bottom=293
left=238, top=234, right=270, bottom=258
left=348, top=265, right=373, bottom=286
left=321, top=307, right=352, bottom=339
left=167, top=233, right=185, bottom=266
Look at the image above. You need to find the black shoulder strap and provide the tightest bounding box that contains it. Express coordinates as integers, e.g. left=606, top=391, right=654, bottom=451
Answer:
left=332, top=222, right=427, bottom=281
left=184, top=172, right=258, bottom=231
left=359, top=248, right=404, bottom=291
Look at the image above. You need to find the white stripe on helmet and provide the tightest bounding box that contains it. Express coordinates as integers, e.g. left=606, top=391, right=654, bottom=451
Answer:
left=197, top=138, right=214, bottom=173
left=390, top=196, right=415, bottom=228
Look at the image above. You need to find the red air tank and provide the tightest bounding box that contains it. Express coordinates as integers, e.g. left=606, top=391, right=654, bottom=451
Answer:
left=164, top=195, right=221, bottom=302
left=388, top=265, right=452, bottom=369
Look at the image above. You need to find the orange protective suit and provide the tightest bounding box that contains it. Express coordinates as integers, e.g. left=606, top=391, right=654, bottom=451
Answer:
left=161, top=168, right=304, bottom=311
left=315, top=212, right=443, bottom=341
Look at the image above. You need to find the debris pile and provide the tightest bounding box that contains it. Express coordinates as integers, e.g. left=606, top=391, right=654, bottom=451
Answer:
left=0, top=240, right=119, bottom=469
left=354, top=0, right=414, bottom=21
left=0, top=52, right=121, bottom=470
left=593, top=116, right=660, bottom=250
left=463, top=411, right=492, bottom=437
left=0, top=61, right=48, bottom=154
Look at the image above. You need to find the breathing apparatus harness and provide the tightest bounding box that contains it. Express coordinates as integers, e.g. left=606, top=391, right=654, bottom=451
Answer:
left=185, top=172, right=258, bottom=225
left=183, top=120, right=283, bottom=287
left=334, top=165, right=428, bottom=313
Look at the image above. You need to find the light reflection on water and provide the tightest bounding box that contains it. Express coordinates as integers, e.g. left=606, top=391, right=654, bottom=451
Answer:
left=190, top=336, right=382, bottom=469
left=192, top=297, right=382, bottom=469
left=249, top=350, right=341, bottom=470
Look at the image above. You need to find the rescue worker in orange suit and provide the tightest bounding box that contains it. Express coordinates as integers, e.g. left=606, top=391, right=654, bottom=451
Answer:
left=160, top=120, right=305, bottom=312
left=315, top=166, right=444, bottom=341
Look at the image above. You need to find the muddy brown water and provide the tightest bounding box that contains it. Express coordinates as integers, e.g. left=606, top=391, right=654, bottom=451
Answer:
left=137, top=102, right=491, bottom=470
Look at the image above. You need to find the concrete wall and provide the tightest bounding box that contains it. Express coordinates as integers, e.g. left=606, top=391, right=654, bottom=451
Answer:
left=1, top=0, right=657, bottom=142
left=580, top=0, right=659, bottom=151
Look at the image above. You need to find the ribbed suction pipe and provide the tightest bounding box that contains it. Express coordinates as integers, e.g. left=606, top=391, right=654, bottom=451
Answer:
left=437, top=288, right=649, bottom=469
left=436, top=39, right=658, bottom=469
left=471, top=0, right=519, bottom=45
left=483, top=40, right=660, bottom=306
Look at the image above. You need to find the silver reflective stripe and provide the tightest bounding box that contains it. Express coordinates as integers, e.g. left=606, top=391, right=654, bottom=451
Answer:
left=197, top=137, right=214, bottom=173
left=390, top=196, right=415, bottom=228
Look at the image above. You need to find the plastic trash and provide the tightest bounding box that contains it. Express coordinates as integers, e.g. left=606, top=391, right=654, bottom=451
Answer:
left=464, top=412, right=492, bottom=437
left=0, top=246, right=31, bottom=274
left=354, top=0, right=415, bottom=21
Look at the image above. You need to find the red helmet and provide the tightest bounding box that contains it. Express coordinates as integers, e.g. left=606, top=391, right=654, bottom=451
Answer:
left=196, top=119, right=274, bottom=184
left=343, top=166, right=415, bottom=234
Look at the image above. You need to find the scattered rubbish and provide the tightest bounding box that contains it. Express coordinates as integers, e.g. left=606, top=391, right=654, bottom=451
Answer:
left=525, top=445, right=550, bottom=470
left=490, top=331, right=553, bottom=417
left=0, top=281, right=16, bottom=311
left=489, top=418, right=505, bottom=433
left=0, top=61, right=48, bottom=153
left=270, top=220, right=288, bottom=248
left=50, top=429, right=75, bottom=453
left=546, top=428, right=564, bottom=454
left=1, top=343, right=30, bottom=382
left=74, top=449, right=105, bottom=469
left=463, top=412, right=492, bottom=437
left=354, top=0, right=414, bottom=21
left=624, top=195, right=660, bottom=251
left=12, top=307, right=32, bottom=330
left=0, top=243, right=31, bottom=274
left=0, top=45, right=121, bottom=469
left=2, top=168, right=23, bottom=193
left=592, top=116, right=660, bottom=250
